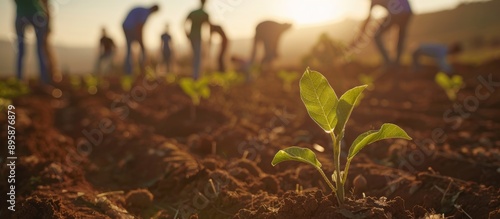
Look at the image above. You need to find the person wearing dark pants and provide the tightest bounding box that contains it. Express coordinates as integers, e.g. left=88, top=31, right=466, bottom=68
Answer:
left=14, top=0, right=50, bottom=84
left=353, top=0, right=413, bottom=67
left=185, top=0, right=210, bottom=80
left=160, top=24, right=173, bottom=73
left=210, top=24, right=228, bottom=72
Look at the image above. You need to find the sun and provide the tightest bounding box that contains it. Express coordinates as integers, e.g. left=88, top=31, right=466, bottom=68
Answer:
left=283, top=0, right=343, bottom=26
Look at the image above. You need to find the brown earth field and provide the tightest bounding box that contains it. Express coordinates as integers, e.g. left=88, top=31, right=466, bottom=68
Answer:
left=1, top=60, right=500, bottom=219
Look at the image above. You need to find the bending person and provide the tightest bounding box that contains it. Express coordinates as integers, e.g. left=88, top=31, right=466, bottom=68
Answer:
left=95, top=27, right=116, bottom=75
left=122, top=4, right=159, bottom=75
left=352, top=0, right=413, bottom=67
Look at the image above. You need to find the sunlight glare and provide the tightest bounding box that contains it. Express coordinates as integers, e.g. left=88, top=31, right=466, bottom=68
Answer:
left=283, top=0, right=343, bottom=26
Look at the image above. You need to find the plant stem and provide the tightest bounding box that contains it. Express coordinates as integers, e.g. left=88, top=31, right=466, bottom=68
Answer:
left=316, top=167, right=336, bottom=194
left=342, top=158, right=352, bottom=184
left=330, top=132, right=344, bottom=205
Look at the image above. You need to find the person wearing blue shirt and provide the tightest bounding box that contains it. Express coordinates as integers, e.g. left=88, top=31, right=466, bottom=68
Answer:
left=122, top=5, right=159, bottom=75
left=412, top=43, right=462, bottom=74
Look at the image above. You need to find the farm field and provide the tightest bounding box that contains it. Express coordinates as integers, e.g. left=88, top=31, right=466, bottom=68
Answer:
left=1, top=60, right=499, bottom=218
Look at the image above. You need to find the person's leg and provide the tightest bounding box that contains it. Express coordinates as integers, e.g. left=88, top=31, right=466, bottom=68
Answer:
left=124, top=29, right=133, bottom=75
left=395, top=14, right=411, bottom=66
left=15, top=16, right=27, bottom=81
left=374, top=17, right=393, bottom=66
left=438, top=57, right=452, bottom=74
left=411, top=48, right=421, bottom=73
left=32, top=16, right=50, bottom=84
left=138, top=39, right=146, bottom=75
left=94, top=54, right=104, bottom=75
left=191, top=39, right=202, bottom=80
left=219, top=42, right=227, bottom=72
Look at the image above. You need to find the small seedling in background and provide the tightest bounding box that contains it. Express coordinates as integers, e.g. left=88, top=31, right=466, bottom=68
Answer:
left=69, top=74, right=82, bottom=89
left=0, top=78, right=30, bottom=99
left=84, top=74, right=99, bottom=94
left=357, top=74, right=375, bottom=91
left=277, top=70, right=299, bottom=92
left=165, top=73, right=177, bottom=84
left=0, top=98, right=12, bottom=112
left=179, top=77, right=211, bottom=120
left=145, top=66, right=157, bottom=82
left=271, top=68, right=411, bottom=205
left=435, top=72, right=464, bottom=101
left=121, top=75, right=133, bottom=91
left=179, top=77, right=211, bottom=106
left=210, top=71, right=243, bottom=92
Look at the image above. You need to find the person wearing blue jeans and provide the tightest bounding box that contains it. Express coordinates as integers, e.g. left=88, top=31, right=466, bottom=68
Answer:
left=122, top=5, right=159, bottom=75
left=15, top=0, right=50, bottom=84
left=352, top=0, right=413, bottom=67
left=412, top=43, right=462, bottom=74
left=185, top=0, right=210, bottom=80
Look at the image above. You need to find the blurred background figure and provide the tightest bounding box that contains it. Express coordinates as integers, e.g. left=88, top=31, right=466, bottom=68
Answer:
left=352, top=0, right=413, bottom=68
left=14, top=0, right=51, bottom=84
left=160, top=24, right=173, bottom=74
left=249, top=21, right=292, bottom=71
left=185, top=0, right=210, bottom=80
left=40, top=0, right=60, bottom=83
left=412, top=42, right=463, bottom=74
left=122, top=4, right=159, bottom=76
left=94, top=27, right=116, bottom=75
left=210, top=24, right=228, bottom=72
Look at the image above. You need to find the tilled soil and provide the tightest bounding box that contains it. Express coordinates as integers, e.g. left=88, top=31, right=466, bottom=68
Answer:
left=1, top=61, right=500, bottom=219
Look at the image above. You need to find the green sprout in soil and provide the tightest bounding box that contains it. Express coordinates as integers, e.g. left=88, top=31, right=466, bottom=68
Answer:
left=210, top=71, right=243, bottom=92
left=0, top=78, right=30, bottom=99
left=84, top=74, right=99, bottom=94
left=435, top=72, right=464, bottom=101
left=69, top=74, right=82, bottom=89
left=179, top=77, right=211, bottom=106
left=277, top=70, right=299, bottom=92
left=271, top=68, right=412, bottom=205
left=121, top=75, right=133, bottom=91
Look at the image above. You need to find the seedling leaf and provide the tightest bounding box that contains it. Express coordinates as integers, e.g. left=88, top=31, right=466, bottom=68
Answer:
left=180, top=77, right=211, bottom=105
left=300, top=68, right=338, bottom=132
left=348, top=123, right=412, bottom=159
left=272, top=146, right=322, bottom=169
left=334, top=85, right=367, bottom=136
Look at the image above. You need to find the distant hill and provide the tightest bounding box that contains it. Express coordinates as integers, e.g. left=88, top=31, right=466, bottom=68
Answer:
left=1, top=0, right=499, bottom=75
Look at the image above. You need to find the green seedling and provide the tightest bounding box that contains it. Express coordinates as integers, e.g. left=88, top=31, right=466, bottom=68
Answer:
left=84, top=74, right=99, bottom=94
left=121, top=75, right=133, bottom=91
left=435, top=72, right=463, bottom=101
left=271, top=68, right=411, bottom=205
left=0, top=98, right=12, bottom=112
left=0, top=78, right=30, bottom=99
left=357, top=74, right=375, bottom=91
left=277, top=70, right=299, bottom=92
left=145, top=66, right=157, bottom=82
left=165, top=73, right=177, bottom=84
left=210, top=71, right=243, bottom=92
left=179, top=77, right=211, bottom=106
left=69, top=74, right=82, bottom=89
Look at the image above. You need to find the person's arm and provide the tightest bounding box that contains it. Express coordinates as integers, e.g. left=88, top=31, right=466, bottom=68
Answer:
left=184, top=15, right=191, bottom=38
left=40, top=0, right=51, bottom=32
left=351, top=3, right=374, bottom=47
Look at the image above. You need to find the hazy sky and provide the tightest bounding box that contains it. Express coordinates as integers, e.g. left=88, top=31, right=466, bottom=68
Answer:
left=0, top=0, right=472, bottom=49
